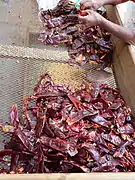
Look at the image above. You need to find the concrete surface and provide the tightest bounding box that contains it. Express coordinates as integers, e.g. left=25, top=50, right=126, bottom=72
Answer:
left=0, top=0, right=40, bottom=46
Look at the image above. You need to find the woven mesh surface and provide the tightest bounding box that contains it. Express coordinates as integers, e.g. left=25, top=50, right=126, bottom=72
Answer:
left=0, top=44, right=117, bottom=169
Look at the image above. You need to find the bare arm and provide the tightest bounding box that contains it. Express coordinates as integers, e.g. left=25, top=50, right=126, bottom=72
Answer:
left=98, top=14, right=135, bottom=44
left=79, top=10, right=135, bottom=45
left=80, top=0, right=132, bottom=10
left=102, top=0, right=129, bottom=5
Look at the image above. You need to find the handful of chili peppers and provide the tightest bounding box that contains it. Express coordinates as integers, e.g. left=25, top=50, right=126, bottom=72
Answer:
left=0, top=74, right=134, bottom=173
left=39, top=0, right=113, bottom=68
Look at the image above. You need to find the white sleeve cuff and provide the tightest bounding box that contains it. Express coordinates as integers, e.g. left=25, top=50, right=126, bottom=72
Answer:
left=36, top=0, right=59, bottom=10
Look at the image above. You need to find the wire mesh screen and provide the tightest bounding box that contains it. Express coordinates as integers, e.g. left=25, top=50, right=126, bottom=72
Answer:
left=0, top=44, right=116, bottom=169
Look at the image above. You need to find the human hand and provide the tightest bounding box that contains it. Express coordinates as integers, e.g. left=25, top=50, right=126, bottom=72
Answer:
left=79, top=10, right=101, bottom=27
left=80, top=0, right=103, bottom=10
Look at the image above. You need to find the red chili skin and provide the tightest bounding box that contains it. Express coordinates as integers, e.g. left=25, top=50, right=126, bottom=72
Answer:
left=79, top=11, right=88, bottom=16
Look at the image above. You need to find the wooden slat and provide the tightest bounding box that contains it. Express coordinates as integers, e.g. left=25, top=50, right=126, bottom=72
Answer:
left=113, top=45, right=135, bottom=116
left=107, top=6, right=135, bottom=116
left=0, top=173, right=135, bottom=180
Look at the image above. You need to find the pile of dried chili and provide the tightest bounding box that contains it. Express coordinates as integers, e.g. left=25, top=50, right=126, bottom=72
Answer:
left=38, top=0, right=113, bottom=69
left=0, top=74, right=134, bottom=173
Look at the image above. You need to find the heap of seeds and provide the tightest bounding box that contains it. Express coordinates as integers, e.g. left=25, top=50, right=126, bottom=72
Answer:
left=45, top=62, right=86, bottom=90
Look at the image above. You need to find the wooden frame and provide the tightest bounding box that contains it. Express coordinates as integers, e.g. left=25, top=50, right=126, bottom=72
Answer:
left=0, top=5, right=135, bottom=180
left=0, top=173, right=135, bottom=180
left=113, top=45, right=135, bottom=115
left=109, top=6, right=135, bottom=116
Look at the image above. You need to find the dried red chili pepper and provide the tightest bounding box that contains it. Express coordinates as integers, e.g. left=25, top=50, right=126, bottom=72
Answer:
left=38, top=0, right=113, bottom=68
left=79, top=11, right=88, bottom=16
left=0, top=74, right=134, bottom=173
